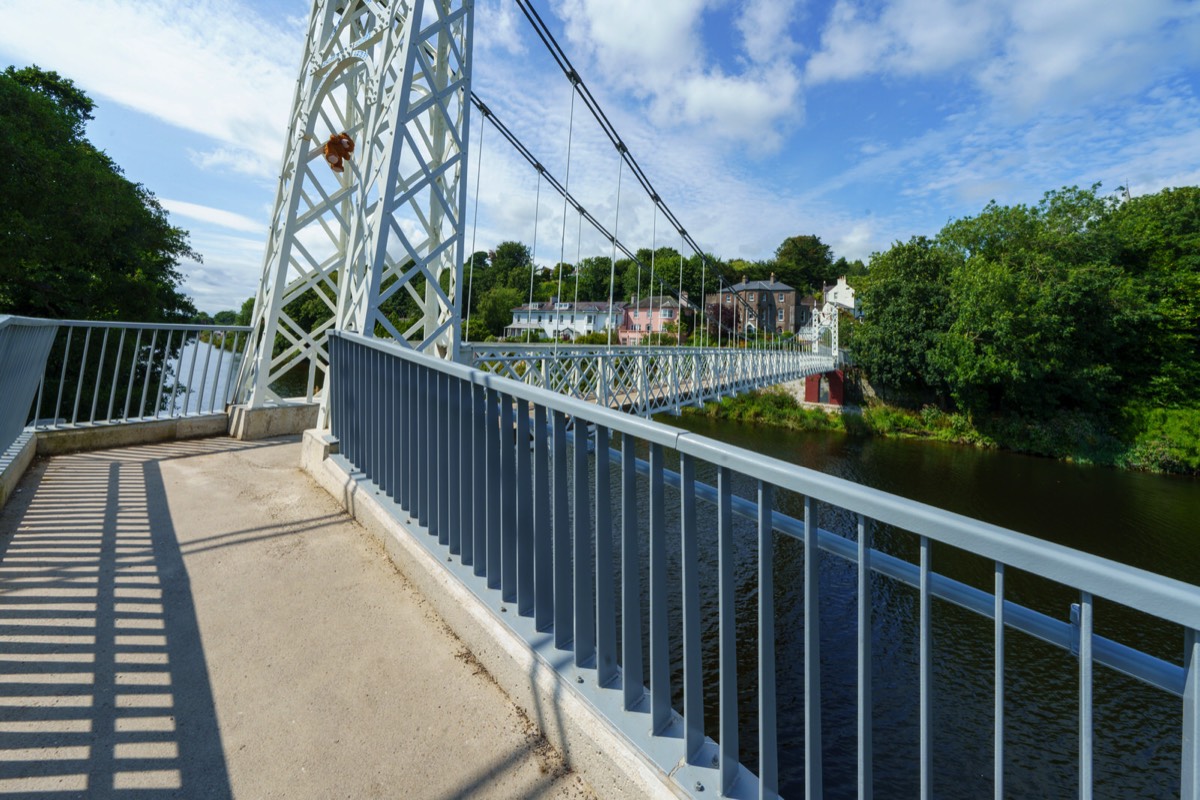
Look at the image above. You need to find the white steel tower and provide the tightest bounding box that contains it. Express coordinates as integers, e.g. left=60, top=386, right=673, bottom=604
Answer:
left=236, top=0, right=474, bottom=407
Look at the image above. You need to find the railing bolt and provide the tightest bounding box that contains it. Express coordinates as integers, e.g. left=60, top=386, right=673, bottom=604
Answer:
left=694, top=781, right=704, bottom=792
left=576, top=675, right=584, bottom=684
left=500, top=606, right=508, bottom=613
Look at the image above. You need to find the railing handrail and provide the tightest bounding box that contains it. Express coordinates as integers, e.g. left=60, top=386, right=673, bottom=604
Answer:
left=340, top=330, right=1200, bottom=629
left=0, top=315, right=252, bottom=334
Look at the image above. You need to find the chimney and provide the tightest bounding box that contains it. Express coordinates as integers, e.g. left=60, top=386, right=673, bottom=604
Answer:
left=770, top=272, right=776, bottom=284
left=742, top=274, right=748, bottom=285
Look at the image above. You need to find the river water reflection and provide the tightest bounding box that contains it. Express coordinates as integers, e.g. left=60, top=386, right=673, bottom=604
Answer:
left=659, top=414, right=1199, bottom=798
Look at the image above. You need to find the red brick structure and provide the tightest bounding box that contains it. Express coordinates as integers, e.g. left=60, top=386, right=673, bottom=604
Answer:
left=804, top=370, right=844, bottom=406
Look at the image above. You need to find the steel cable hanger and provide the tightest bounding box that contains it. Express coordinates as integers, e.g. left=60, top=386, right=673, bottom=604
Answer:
left=525, top=169, right=544, bottom=343
left=606, top=157, right=624, bottom=350
left=463, top=115, right=486, bottom=342
left=554, top=78, right=578, bottom=358
left=511, top=0, right=757, bottom=345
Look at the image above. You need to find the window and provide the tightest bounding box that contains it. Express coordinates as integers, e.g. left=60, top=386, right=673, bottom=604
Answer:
left=778, top=293, right=784, bottom=302
left=662, top=309, right=673, bottom=319
left=777, top=309, right=784, bottom=321
left=586, top=315, right=593, bottom=324
left=725, top=295, right=732, bottom=304
left=748, top=292, right=756, bottom=302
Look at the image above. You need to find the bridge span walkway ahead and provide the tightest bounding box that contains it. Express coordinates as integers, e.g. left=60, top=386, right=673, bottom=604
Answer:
left=0, top=436, right=594, bottom=799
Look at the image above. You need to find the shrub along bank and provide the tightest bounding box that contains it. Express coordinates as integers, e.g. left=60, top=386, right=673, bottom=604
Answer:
left=681, top=389, right=1200, bottom=475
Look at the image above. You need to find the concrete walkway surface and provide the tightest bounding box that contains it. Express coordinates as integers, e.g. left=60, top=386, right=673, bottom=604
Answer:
left=0, top=436, right=597, bottom=799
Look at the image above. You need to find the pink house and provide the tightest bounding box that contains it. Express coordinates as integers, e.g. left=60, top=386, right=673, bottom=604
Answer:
left=619, top=295, right=689, bottom=344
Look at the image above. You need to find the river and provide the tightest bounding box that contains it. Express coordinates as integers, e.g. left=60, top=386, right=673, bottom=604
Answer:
left=658, top=413, right=1199, bottom=798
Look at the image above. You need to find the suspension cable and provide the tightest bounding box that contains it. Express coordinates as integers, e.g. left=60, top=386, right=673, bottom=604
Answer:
left=526, top=170, right=542, bottom=344
left=677, top=237, right=685, bottom=346
left=510, top=0, right=758, bottom=343
left=643, top=206, right=654, bottom=347
left=554, top=80, right=577, bottom=358
left=606, top=157, right=624, bottom=350
left=469, top=93, right=745, bottom=343
left=464, top=113, right=485, bottom=342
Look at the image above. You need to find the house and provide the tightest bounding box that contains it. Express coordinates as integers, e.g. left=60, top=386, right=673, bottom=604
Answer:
left=619, top=295, right=690, bottom=344
left=823, top=276, right=858, bottom=315
left=504, top=299, right=626, bottom=340
left=704, top=273, right=798, bottom=334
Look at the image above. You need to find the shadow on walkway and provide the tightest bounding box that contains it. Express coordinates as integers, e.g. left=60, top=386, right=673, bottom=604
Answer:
left=0, top=441, right=255, bottom=798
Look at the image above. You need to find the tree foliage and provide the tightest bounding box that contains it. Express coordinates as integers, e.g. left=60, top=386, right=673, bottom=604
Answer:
left=855, top=185, right=1199, bottom=422
left=0, top=65, right=197, bottom=321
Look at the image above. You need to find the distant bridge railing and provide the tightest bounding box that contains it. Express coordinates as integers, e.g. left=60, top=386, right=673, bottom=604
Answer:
left=462, top=343, right=837, bottom=415
left=0, top=316, right=251, bottom=459
left=331, top=331, right=1200, bottom=799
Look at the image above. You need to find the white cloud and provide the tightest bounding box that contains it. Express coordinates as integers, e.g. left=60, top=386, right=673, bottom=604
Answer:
left=806, top=0, right=1200, bottom=118
left=550, top=0, right=804, bottom=148
left=806, top=0, right=1002, bottom=85
left=978, top=0, right=1200, bottom=114
left=0, top=0, right=301, bottom=177
left=160, top=199, right=265, bottom=235
left=737, top=0, right=803, bottom=64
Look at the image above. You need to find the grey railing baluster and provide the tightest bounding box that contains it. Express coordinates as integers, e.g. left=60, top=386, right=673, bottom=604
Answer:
left=533, top=405, right=551, bottom=628
left=438, top=372, right=451, bottom=546
left=485, top=387, right=501, bottom=588
left=153, top=330, right=172, bottom=419
left=681, top=452, right=703, bottom=760
left=206, top=331, right=225, bottom=414
left=1079, top=592, right=1093, bottom=800
left=1185, top=628, right=1199, bottom=800
left=89, top=328, right=109, bottom=423
left=501, top=393, right=517, bottom=600
left=649, top=442, right=669, bottom=734
left=472, top=384, right=487, bottom=576
left=53, top=327, right=73, bottom=426
left=449, top=375, right=463, bottom=554
left=594, top=425, right=616, bottom=685
left=516, top=401, right=533, bottom=613
left=718, top=466, right=738, bottom=795
left=920, top=535, right=932, bottom=800
left=106, top=328, right=126, bottom=422
left=71, top=327, right=92, bottom=425
left=182, top=330, right=200, bottom=416
left=621, top=431, right=643, bottom=710
left=138, top=329, right=156, bottom=418
left=994, top=561, right=1005, bottom=800
left=552, top=410, right=572, bottom=648
left=759, top=480, right=777, bottom=800
left=805, top=496, right=823, bottom=798
left=858, top=514, right=873, bottom=800
left=196, top=329, right=214, bottom=415
left=574, top=420, right=595, bottom=667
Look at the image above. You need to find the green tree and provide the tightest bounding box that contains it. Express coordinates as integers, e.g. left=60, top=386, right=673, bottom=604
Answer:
left=853, top=236, right=957, bottom=399
left=477, top=287, right=523, bottom=336
left=774, top=235, right=834, bottom=293
left=0, top=65, right=197, bottom=321
left=933, top=186, right=1145, bottom=416
left=1109, top=186, right=1200, bottom=405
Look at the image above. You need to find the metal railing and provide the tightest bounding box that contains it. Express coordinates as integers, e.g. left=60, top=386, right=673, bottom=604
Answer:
left=330, top=331, right=1200, bottom=799
left=463, top=343, right=836, bottom=416
left=0, top=316, right=252, bottom=458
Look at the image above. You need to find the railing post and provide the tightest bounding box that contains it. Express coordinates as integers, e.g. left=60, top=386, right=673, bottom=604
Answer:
left=1186, top=627, right=1199, bottom=800
left=621, top=431, right=644, bottom=710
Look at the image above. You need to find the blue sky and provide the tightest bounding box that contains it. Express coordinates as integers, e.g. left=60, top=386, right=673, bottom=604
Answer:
left=2, top=0, right=1198, bottom=313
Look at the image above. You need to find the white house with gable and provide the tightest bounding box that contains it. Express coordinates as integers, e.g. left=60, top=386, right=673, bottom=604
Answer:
left=504, top=299, right=626, bottom=340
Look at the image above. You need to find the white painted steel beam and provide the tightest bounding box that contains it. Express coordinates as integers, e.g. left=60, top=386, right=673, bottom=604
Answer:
left=237, top=0, right=474, bottom=408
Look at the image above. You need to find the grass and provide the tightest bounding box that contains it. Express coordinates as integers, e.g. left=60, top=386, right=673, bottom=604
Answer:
left=681, top=389, right=1200, bottom=475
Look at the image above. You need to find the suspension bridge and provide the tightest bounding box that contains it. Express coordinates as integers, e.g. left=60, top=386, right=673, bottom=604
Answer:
left=1, top=2, right=1198, bottom=799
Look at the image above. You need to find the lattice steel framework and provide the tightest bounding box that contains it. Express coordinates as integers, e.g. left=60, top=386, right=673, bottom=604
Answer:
left=236, top=0, right=474, bottom=406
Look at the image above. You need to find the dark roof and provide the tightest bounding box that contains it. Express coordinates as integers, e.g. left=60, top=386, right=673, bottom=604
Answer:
left=511, top=301, right=627, bottom=313
left=729, top=279, right=794, bottom=292
left=626, top=295, right=680, bottom=310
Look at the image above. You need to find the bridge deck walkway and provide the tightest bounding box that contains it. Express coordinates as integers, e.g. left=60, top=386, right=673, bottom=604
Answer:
left=0, top=436, right=594, bottom=799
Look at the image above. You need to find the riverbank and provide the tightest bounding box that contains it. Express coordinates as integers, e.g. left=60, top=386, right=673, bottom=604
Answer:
left=678, top=389, right=1200, bottom=475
